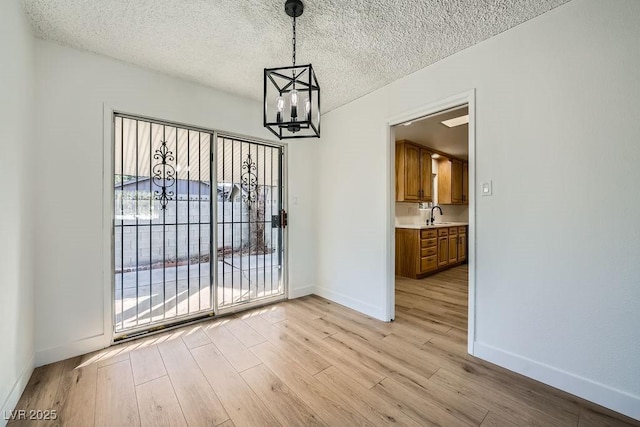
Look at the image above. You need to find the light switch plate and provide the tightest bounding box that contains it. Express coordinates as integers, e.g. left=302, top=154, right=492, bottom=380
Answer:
left=481, top=181, right=493, bottom=196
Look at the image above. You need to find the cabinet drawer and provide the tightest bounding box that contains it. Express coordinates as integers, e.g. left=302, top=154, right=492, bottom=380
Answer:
left=448, top=227, right=458, bottom=235
left=421, top=247, right=437, bottom=257
left=420, top=229, right=437, bottom=239
left=421, top=238, right=437, bottom=248
left=438, top=228, right=448, bottom=237
left=458, top=226, right=466, bottom=234
left=421, top=255, right=437, bottom=272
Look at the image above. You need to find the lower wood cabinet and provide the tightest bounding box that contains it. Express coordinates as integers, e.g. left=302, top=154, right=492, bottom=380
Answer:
left=438, top=237, right=448, bottom=267
left=420, top=254, right=437, bottom=272
left=458, top=228, right=467, bottom=262
left=420, top=229, right=438, bottom=274
left=396, top=226, right=467, bottom=279
left=448, top=227, right=458, bottom=264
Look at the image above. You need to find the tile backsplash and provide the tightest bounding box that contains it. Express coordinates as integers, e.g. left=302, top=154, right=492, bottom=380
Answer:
left=395, top=203, right=469, bottom=226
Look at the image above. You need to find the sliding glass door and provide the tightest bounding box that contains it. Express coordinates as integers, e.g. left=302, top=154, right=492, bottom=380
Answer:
left=113, top=114, right=285, bottom=337
left=114, top=115, right=212, bottom=335
left=215, top=135, right=285, bottom=312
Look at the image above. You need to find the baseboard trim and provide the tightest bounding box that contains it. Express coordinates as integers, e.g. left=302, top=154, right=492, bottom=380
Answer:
left=289, top=285, right=315, bottom=299
left=35, top=334, right=107, bottom=367
left=314, top=286, right=388, bottom=321
left=1, top=354, right=34, bottom=427
left=474, top=341, right=640, bottom=421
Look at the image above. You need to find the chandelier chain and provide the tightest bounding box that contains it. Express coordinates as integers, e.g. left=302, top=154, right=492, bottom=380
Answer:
left=292, top=15, right=297, bottom=67
left=291, top=15, right=297, bottom=86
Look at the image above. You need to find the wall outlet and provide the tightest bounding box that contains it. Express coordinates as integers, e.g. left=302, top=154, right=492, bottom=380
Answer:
left=481, top=181, right=493, bottom=196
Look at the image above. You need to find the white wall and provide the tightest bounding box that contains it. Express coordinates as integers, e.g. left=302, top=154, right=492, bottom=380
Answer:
left=316, top=0, right=640, bottom=420
left=287, top=139, right=316, bottom=297
left=0, top=0, right=36, bottom=422
left=34, top=40, right=315, bottom=365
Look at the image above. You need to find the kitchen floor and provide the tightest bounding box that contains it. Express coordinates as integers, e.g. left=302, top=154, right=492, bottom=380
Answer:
left=395, top=264, right=468, bottom=331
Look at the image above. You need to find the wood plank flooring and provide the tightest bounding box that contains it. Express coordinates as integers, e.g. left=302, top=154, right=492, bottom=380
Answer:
left=10, top=265, right=640, bottom=426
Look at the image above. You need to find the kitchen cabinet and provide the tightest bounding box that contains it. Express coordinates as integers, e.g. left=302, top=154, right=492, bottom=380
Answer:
left=462, top=162, right=469, bottom=205
left=448, top=227, right=458, bottom=263
left=420, top=149, right=432, bottom=201
left=396, top=228, right=438, bottom=278
left=396, top=225, right=467, bottom=279
left=437, top=158, right=468, bottom=205
left=419, top=229, right=438, bottom=273
left=396, top=140, right=432, bottom=202
left=438, top=228, right=449, bottom=267
left=458, top=227, right=467, bottom=262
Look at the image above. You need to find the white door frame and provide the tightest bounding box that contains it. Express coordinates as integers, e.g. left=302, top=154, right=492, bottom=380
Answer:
left=384, top=89, right=476, bottom=355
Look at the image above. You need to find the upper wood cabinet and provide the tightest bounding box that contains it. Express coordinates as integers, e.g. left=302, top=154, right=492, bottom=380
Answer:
left=451, top=159, right=463, bottom=203
left=420, top=149, right=432, bottom=201
left=396, top=140, right=432, bottom=202
left=462, top=161, right=468, bottom=204
left=437, top=158, right=468, bottom=205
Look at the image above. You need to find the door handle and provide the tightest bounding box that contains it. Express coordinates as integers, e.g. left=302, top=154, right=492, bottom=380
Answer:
left=271, top=209, right=288, bottom=228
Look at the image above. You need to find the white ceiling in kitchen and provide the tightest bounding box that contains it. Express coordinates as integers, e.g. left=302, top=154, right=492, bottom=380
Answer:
left=394, top=106, right=469, bottom=160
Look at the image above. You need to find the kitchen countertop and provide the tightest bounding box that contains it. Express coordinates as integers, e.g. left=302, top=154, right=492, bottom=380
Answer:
left=396, top=222, right=468, bottom=229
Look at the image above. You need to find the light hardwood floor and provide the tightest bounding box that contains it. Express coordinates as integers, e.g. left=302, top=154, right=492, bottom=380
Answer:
left=9, top=265, right=640, bottom=426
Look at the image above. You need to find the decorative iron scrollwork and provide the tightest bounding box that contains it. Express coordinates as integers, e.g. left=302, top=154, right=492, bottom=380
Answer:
left=241, top=153, right=258, bottom=209
left=152, top=140, right=175, bottom=210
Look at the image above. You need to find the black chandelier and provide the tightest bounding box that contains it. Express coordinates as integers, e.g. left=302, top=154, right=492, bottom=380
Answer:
left=264, top=0, right=320, bottom=139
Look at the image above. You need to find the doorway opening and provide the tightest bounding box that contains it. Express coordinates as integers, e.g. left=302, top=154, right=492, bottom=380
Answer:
left=386, top=91, right=475, bottom=353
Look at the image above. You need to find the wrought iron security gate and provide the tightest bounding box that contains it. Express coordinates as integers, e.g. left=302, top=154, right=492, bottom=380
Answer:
left=216, top=136, right=286, bottom=310
left=113, top=114, right=286, bottom=336
left=114, top=114, right=213, bottom=334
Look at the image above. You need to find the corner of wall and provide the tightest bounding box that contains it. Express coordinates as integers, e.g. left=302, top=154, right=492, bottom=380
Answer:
left=0, top=355, right=34, bottom=427
left=314, top=286, right=388, bottom=321
left=35, top=334, right=108, bottom=367
left=0, top=0, right=37, bottom=423
left=289, top=285, right=315, bottom=299
left=474, top=341, right=640, bottom=421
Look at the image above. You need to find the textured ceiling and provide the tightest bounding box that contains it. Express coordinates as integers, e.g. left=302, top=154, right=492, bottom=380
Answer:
left=23, top=0, right=569, bottom=112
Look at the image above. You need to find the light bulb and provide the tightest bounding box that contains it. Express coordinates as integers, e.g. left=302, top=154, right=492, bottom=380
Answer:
left=290, top=90, right=298, bottom=120
left=276, top=96, right=284, bottom=123
left=305, top=98, right=311, bottom=121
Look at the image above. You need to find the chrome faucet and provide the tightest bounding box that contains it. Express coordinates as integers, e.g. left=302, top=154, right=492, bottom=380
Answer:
left=429, top=205, right=443, bottom=225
